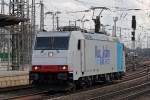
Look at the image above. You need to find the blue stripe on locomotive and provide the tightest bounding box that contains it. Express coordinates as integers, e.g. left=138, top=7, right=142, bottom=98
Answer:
left=116, top=42, right=122, bottom=72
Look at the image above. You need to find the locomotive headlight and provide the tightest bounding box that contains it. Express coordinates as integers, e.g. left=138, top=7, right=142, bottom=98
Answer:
left=34, top=66, right=40, bottom=70
left=59, top=65, right=68, bottom=71
left=62, top=65, right=68, bottom=70
left=48, top=52, right=53, bottom=57
left=34, top=66, right=38, bottom=70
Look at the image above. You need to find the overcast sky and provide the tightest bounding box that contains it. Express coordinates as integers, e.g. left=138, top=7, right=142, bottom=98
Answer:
left=2, top=0, right=150, bottom=30
left=40, top=0, right=150, bottom=25
left=35, top=0, right=149, bottom=48
left=1, top=0, right=150, bottom=48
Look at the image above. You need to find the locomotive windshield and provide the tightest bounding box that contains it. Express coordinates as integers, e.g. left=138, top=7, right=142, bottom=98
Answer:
left=35, top=37, right=69, bottom=50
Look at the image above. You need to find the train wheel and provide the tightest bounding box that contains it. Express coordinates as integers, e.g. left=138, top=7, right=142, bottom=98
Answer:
left=114, top=72, right=121, bottom=80
left=31, top=80, right=40, bottom=86
left=71, top=83, right=76, bottom=92
left=105, top=74, right=112, bottom=83
left=87, top=77, right=93, bottom=87
left=67, top=82, right=76, bottom=92
left=78, top=78, right=87, bottom=89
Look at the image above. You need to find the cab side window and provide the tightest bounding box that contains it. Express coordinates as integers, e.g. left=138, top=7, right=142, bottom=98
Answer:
left=78, top=40, right=81, bottom=50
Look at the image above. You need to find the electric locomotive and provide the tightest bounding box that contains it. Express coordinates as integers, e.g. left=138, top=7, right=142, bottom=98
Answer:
left=29, top=26, right=126, bottom=89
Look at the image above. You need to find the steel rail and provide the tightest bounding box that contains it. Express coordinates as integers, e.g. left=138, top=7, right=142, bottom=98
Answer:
left=88, top=77, right=150, bottom=100
left=3, top=90, right=49, bottom=100
left=48, top=71, right=150, bottom=100
left=1, top=65, right=150, bottom=100
left=118, top=87, right=150, bottom=100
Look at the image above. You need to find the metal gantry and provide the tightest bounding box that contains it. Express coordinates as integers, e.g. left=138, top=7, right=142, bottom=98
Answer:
left=9, top=0, right=32, bottom=70
left=0, top=0, right=32, bottom=71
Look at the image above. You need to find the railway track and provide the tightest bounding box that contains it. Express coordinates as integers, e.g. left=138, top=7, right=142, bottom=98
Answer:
left=0, top=64, right=149, bottom=100
left=48, top=75, right=150, bottom=100
left=89, top=80, right=150, bottom=100
left=0, top=83, right=65, bottom=100
left=48, top=66, right=150, bottom=100
left=3, top=91, right=49, bottom=100
left=122, top=67, right=150, bottom=81
left=0, top=85, right=32, bottom=93
left=0, top=85, right=52, bottom=100
left=1, top=87, right=66, bottom=100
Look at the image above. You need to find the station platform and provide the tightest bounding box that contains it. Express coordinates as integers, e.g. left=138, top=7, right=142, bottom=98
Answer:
left=0, top=71, right=29, bottom=88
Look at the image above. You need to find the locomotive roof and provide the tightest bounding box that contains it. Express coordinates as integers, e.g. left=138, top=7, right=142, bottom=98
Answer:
left=37, top=31, right=70, bottom=37
left=72, top=31, right=116, bottom=42
left=37, top=31, right=117, bottom=42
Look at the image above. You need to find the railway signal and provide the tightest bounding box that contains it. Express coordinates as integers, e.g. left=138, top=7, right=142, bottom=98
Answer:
left=131, top=15, right=136, bottom=49
left=131, top=15, right=137, bottom=71
left=131, top=31, right=135, bottom=41
left=132, top=15, right=136, bottom=30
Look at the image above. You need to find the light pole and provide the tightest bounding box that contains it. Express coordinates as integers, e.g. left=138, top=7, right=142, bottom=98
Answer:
left=39, top=0, right=44, bottom=31
left=77, top=19, right=90, bottom=29
left=113, top=17, right=118, bottom=37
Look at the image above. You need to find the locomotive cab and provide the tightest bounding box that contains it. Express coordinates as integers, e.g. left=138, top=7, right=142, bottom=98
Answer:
left=30, top=31, right=82, bottom=84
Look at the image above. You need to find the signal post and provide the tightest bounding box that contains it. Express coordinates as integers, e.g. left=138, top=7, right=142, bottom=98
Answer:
left=131, top=15, right=136, bottom=71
